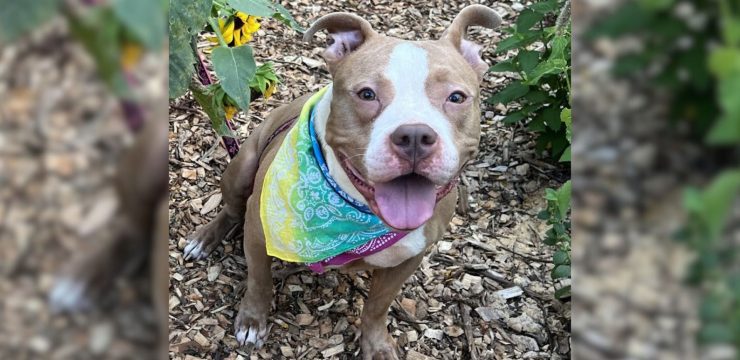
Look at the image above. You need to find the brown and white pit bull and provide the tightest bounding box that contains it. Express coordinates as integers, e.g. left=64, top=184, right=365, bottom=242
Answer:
left=185, top=5, right=501, bottom=359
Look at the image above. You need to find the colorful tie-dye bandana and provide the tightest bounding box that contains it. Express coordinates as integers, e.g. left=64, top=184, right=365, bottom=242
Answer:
left=260, top=88, right=405, bottom=269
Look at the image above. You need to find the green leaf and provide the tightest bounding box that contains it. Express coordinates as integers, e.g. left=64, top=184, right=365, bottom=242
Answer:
left=561, top=108, right=572, bottom=142
left=68, top=8, right=130, bottom=98
left=529, top=0, right=561, bottom=14
left=227, top=0, right=304, bottom=31
left=518, top=50, right=540, bottom=74
left=113, top=0, right=166, bottom=49
left=549, top=36, right=569, bottom=61
left=523, top=90, right=549, bottom=105
left=543, top=105, right=562, bottom=131
left=545, top=188, right=558, bottom=201
left=559, top=146, right=571, bottom=162
left=487, top=82, right=530, bottom=105
left=212, top=45, right=257, bottom=111
left=537, top=210, right=550, bottom=220
left=553, top=250, right=569, bottom=265
left=556, top=180, right=572, bottom=219
left=551, top=265, right=571, bottom=279
left=502, top=111, right=527, bottom=124
left=709, top=47, right=740, bottom=77
left=694, top=170, right=740, bottom=240
left=524, top=59, right=567, bottom=85
left=489, top=59, right=518, bottom=73
left=554, top=285, right=571, bottom=299
left=0, top=0, right=60, bottom=43
left=169, top=0, right=213, bottom=98
left=190, top=83, right=235, bottom=137
left=516, top=9, right=545, bottom=32
left=495, top=30, right=543, bottom=54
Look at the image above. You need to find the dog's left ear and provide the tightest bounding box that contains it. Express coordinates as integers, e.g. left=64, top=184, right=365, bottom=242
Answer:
left=441, top=5, right=502, bottom=80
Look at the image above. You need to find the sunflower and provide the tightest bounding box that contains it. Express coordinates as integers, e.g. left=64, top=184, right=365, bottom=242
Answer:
left=121, top=42, right=143, bottom=71
left=224, top=105, right=238, bottom=120
left=217, top=12, right=261, bottom=47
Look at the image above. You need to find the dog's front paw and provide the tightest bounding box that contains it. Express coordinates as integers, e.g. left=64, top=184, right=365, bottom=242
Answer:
left=234, top=307, right=269, bottom=349
left=184, top=218, right=240, bottom=261
left=361, top=331, right=400, bottom=360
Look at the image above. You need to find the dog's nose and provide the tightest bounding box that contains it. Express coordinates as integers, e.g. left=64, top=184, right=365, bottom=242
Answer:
left=390, top=124, right=438, bottom=163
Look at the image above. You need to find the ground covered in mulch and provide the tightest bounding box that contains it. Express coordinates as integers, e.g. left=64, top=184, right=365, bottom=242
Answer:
left=0, top=20, right=162, bottom=359
left=168, top=1, right=571, bottom=359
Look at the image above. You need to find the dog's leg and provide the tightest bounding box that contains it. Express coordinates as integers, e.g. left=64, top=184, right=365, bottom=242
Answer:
left=152, top=199, right=170, bottom=359
left=49, top=118, right=167, bottom=312
left=184, top=125, right=267, bottom=260
left=360, top=254, right=424, bottom=360
left=234, top=193, right=273, bottom=348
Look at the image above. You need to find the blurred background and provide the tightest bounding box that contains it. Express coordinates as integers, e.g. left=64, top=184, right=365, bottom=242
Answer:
left=573, top=0, right=739, bottom=359
left=0, top=0, right=167, bottom=359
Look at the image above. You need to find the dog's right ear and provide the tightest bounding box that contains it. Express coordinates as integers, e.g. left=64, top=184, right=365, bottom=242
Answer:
left=303, top=13, right=377, bottom=71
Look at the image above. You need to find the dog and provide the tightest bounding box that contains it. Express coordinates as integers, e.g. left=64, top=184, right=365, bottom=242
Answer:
left=185, top=5, right=501, bottom=359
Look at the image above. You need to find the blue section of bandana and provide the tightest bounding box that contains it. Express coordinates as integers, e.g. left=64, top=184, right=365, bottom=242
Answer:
left=307, top=107, right=373, bottom=214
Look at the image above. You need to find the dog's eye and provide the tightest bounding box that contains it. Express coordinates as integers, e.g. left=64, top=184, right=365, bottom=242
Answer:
left=357, top=88, right=377, bottom=101
left=447, top=91, right=467, bottom=104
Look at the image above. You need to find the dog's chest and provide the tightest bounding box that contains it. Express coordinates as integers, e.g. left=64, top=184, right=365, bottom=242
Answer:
left=360, top=225, right=427, bottom=268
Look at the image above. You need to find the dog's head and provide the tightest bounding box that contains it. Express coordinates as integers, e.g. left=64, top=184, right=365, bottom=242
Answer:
left=304, top=5, right=501, bottom=231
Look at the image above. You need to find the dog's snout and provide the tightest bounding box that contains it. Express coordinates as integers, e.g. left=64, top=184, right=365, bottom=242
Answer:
left=390, top=124, right=438, bottom=162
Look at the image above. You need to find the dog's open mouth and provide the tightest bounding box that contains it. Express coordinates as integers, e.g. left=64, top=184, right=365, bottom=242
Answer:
left=340, top=155, right=456, bottom=231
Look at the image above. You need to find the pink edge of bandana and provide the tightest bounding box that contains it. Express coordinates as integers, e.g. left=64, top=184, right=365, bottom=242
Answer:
left=307, top=231, right=407, bottom=274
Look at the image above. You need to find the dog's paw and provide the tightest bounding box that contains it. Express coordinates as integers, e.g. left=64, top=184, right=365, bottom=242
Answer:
left=49, top=277, right=94, bottom=313
left=361, top=331, right=400, bottom=360
left=183, top=237, right=214, bottom=261
left=234, top=309, right=269, bottom=349
left=184, top=219, right=240, bottom=261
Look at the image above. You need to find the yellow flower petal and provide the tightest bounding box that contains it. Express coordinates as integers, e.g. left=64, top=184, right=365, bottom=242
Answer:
left=221, top=19, right=234, bottom=45
left=242, top=32, right=252, bottom=43
left=121, top=42, right=143, bottom=71
left=236, top=12, right=249, bottom=22
left=246, top=16, right=261, bottom=33
left=263, top=81, right=277, bottom=99
left=233, top=29, right=242, bottom=46
left=225, top=106, right=237, bottom=120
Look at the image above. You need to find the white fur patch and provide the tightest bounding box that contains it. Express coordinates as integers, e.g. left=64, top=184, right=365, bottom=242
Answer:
left=364, top=42, right=459, bottom=184
left=364, top=225, right=427, bottom=268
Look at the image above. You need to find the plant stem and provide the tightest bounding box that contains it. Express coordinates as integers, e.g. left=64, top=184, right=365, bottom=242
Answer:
left=555, top=0, right=571, bottom=36
left=208, top=17, right=229, bottom=48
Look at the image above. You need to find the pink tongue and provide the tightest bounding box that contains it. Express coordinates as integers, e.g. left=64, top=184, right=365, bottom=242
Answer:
left=374, top=174, right=437, bottom=230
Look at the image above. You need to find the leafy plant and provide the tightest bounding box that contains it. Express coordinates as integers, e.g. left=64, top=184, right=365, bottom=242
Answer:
left=488, top=0, right=572, bottom=161
left=595, top=0, right=740, bottom=350
left=0, top=0, right=167, bottom=130
left=539, top=180, right=572, bottom=299
left=168, top=0, right=301, bottom=157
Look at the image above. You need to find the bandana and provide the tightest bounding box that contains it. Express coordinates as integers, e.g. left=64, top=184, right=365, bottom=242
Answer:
left=260, top=87, right=406, bottom=272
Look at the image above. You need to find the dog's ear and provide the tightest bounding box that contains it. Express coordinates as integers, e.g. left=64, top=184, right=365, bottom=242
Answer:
left=441, top=5, right=502, bottom=80
left=303, top=12, right=377, bottom=71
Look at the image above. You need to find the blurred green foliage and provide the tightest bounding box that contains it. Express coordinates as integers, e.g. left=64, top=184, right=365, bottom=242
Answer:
left=0, top=0, right=167, bottom=100
left=488, top=0, right=572, bottom=162
left=592, top=0, right=740, bottom=350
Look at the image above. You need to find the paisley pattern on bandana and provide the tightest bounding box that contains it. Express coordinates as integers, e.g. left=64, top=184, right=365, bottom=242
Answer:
left=261, top=87, right=403, bottom=263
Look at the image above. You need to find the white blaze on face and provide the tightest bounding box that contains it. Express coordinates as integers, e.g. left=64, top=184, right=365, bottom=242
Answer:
left=364, top=42, right=459, bottom=184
